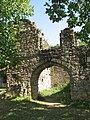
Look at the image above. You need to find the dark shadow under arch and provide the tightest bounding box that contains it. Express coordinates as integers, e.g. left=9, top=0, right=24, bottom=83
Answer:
left=30, top=60, right=71, bottom=100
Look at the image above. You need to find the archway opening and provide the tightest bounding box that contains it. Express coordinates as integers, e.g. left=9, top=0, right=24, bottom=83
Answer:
left=38, top=66, right=70, bottom=104
left=31, top=61, right=71, bottom=104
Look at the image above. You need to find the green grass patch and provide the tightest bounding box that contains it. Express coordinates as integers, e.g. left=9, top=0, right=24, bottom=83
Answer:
left=39, top=84, right=90, bottom=107
left=39, top=84, right=68, bottom=97
left=38, top=84, right=71, bottom=104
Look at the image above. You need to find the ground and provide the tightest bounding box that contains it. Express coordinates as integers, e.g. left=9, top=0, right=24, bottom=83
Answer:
left=0, top=97, right=90, bottom=120
left=0, top=86, right=90, bottom=120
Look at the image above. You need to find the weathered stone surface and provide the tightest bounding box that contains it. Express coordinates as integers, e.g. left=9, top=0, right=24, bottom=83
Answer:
left=51, top=66, right=70, bottom=87
left=5, top=19, right=90, bottom=101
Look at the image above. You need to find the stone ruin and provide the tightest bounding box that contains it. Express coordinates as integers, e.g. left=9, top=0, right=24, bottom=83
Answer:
left=0, top=19, right=90, bottom=101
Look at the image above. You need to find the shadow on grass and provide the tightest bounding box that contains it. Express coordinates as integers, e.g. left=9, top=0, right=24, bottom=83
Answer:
left=38, top=84, right=90, bottom=108
left=0, top=96, right=90, bottom=120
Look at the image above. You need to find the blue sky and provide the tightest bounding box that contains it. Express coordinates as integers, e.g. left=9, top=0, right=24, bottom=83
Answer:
left=29, top=0, right=68, bottom=46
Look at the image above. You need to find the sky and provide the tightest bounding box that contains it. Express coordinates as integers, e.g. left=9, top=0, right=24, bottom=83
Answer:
left=29, top=0, right=68, bottom=46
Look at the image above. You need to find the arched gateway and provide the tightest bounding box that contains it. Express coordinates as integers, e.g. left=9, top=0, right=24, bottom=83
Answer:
left=6, top=19, right=90, bottom=101
left=31, top=52, right=71, bottom=99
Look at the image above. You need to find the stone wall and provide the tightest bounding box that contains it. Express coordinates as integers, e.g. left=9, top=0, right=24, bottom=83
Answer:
left=60, top=28, right=90, bottom=101
left=6, top=19, right=90, bottom=101
left=51, top=66, right=70, bottom=87
left=6, top=19, right=69, bottom=94
left=7, top=19, right=49, bottom=97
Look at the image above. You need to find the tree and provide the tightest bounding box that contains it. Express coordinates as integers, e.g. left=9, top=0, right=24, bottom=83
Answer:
left=0, top=0, right=34, bottom=71
left=45, top=0, right=90, bottom=45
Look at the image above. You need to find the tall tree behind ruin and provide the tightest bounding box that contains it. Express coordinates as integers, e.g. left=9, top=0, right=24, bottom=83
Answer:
left=45, top=0, right=90, bottom=45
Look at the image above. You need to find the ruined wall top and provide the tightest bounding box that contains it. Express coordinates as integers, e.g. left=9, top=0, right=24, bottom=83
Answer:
left=60, top=28, right=78, bottom=47
left=16, top=19, right=49, bottom=57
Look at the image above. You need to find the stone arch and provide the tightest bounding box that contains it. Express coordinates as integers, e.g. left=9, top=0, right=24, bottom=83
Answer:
left=30, top=59, right=72, bottom=100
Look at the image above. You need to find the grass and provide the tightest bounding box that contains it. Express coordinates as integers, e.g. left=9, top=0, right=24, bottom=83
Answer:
left=0, top=85, right=90, bottom=120
left=39, top=84, right=90, bottom=107
left=38, top=84, right=72, bottom=104
left=0, top=97, right=90, bottom=120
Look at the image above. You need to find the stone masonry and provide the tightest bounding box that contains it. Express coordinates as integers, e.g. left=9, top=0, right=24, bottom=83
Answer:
left=6, top=19, right=90, bottom=101
left=51, top=66, right=70, bottom=88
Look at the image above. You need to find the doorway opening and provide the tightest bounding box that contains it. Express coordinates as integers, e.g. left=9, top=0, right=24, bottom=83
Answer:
left=38, top=66, right=71, bottom=104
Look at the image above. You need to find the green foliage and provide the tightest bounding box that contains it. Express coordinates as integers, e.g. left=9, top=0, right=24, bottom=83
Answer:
left=45, top=0, right=90, bottom=45
left=49, top=44, right=60, bottom=48
left=79, top=41, right=88, bottom=46
left=0, top=0, right=34, bottom=70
